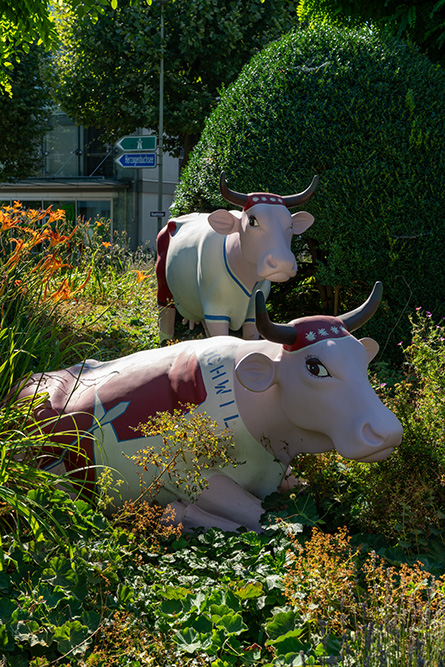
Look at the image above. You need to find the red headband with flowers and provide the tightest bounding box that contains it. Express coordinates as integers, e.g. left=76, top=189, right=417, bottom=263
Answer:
left=283, top=316, right=351, bottom=353
left=243, top=193, right=286, bottom=212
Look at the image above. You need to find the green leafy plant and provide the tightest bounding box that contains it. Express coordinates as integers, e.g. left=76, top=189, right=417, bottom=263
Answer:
left=129, top=404, right=238, bottom=503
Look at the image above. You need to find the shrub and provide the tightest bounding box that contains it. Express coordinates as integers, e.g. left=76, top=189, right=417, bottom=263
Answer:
left=284, top=527, right=445, bottom=665
left=172, top=23, right=445, bottom=358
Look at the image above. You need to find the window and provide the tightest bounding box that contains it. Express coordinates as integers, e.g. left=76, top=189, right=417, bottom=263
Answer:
left=43, top=201, right=76, bottom=224
left=78, top=200, right=112, bottom=223
left=42, top=114, right=114, bottom=179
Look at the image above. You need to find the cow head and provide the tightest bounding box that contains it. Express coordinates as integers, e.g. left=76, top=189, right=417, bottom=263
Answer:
left=235, top=283, right=403, bottom=463
left=206, top=173, right=318, bottom=282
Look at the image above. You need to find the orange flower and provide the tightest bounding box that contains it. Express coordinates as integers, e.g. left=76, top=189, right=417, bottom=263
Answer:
left=133, top=270, right=150, bottom=283
left=48, top=208, right=66, bottom=224
left=102, top=241, right=112, bottom=248
left=38, top=253, right=70, bottom=275
left=26, top=209, right=40, bottom=219
left=0, top=212, right=19, bottom=232
left=6, top=238, right=28, bottom=268
left=46, top=226, right=77, bottom=248
left=48, top=268, right=91, bottom=302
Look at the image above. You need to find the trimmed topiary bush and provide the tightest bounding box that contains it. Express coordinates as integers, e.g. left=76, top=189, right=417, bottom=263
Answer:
left=172, top=24, right=445, bottom=359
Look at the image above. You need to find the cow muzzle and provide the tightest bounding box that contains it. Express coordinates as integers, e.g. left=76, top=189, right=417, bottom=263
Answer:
left=259, top=253, right=297, bottom=281
left=353, top=418, right=403, bottom=462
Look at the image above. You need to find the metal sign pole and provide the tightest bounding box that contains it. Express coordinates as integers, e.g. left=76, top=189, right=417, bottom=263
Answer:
left=158, top=0, right=166, bottom=232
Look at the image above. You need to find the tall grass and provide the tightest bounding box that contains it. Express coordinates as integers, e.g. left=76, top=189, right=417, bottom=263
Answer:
left=0, top=202, right=158, bottom=562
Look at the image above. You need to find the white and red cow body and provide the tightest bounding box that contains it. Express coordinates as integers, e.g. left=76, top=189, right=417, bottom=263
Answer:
left=19, top=283, right=402, bottom=532
left=156, top=173, right=318, bottom=341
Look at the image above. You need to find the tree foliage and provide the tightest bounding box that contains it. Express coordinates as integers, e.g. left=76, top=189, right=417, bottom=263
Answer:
left=0, top=47, right=51, bottom=181
left=172, top=24, right=445, bottom=356
left=296, top=0, right=445, bottom=66
left=52, top=0, right=299, bottom=162
left=0, top=0, right=113, bottom=94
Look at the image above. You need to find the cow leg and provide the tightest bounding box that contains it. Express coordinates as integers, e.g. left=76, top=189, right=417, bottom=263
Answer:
left=158, top=306, right=176, bottom=342
left=167, top=474, right=264, bottom=532
left=242, top=321, right=260, bottom=340
left=167, top=500, right=246, bottom=533
left=203, top=319, right=230, bottom=338
left=280, top=466, right=301, bottom=492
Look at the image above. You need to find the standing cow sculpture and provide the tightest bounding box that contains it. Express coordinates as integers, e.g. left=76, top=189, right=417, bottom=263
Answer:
left=156, top=172, right=318, bottom=342
left=18, top=282, right=402, bottom=532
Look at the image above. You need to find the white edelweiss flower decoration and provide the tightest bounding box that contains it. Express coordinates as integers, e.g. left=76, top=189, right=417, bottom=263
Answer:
left=305, top=331, right=316, bottom=342
left=330, top=326, right=339, bottom=334
left=318, top=328, right=328, bottom=336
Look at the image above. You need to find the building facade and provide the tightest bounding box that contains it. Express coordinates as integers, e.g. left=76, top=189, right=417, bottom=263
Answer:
left=0, top=112, right=180, bottom=249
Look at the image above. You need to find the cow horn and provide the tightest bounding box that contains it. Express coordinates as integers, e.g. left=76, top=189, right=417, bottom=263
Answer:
left=338, top=282, right=383, bottom=332
left=281, top=175, right=319, bottom=208
left=255, top=291, right=298, bottom=345
left=220, top=172, right=248, bottom=208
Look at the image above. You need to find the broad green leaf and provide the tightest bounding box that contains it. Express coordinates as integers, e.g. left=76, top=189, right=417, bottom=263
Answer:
left=265, top=610, right=299, bottom=641
left=267, top=630, right=306, bottom=656
left=223, top=589, right=242, bottom=613
left=210, top=603, right=232, bottom=621
left=160, top=598, right=182, bottom=615
left=0, top=623, right=14, bottom=650
left=81, top=610, right=102, bottom=634
left=189, top=589, right=206, bottom=612
left=0, top=572, right=10, bottom=593
left=233, top=581, right=263, bottom=599
left=190, top=613, right=212, bottom=634
left=174, top=627, right=202, bottom=653
left=282, top=654, right=305, bottom=667
left=0, top=596, right=17, bottom=622
left=12, top=619, right=40, bottom=642
left=215, top=612, right=247, bottom=636
left=117, top=583, right=134, bottom=603
left=162, top=585, right=191, bottom=600
left=54, top=620, right=90, bottom=656
left=34, top=583, right=67, bottom=610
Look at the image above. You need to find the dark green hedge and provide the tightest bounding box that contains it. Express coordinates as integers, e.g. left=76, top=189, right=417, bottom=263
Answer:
left=171, top=24, right=445, bottom=361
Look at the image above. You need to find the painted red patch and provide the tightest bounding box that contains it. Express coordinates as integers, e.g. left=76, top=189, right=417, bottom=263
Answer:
left=155, top=220, right=176, bottom=307
left=99, top=348, right=207, bottom=441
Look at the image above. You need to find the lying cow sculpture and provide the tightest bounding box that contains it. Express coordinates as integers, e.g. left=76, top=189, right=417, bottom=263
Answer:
left=19, top=282, right=402, bottom=532
left=156, top=172, right=318, bottom=341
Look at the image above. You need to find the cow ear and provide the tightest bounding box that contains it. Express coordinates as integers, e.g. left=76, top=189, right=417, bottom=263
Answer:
left=208, top=209, right=241, bottom=235
left=290, top=211, right=314, bottom=234
left=235, top=352, right=277, bottom=392
left=359, top=337, right=379, bottom=363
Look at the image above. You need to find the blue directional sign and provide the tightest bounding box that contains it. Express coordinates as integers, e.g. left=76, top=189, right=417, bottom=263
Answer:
left=115, top=153, right=157, bottom=168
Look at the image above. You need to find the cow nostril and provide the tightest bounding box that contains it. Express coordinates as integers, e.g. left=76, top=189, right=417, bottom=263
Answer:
left=265, top=254, right=278, bottom=268
left=361, top=423, right=383, bottom=447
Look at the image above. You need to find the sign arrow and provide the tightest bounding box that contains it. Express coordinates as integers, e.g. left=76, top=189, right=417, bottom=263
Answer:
left=116, top=135, right=157, bottom=151
left=115, top=153, right=157, bottom=168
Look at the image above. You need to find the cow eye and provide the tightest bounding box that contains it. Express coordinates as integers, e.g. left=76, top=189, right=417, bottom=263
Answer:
left=248, top=216, right=259, bottom=227
left=306, top=357, right=330, bottom=377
